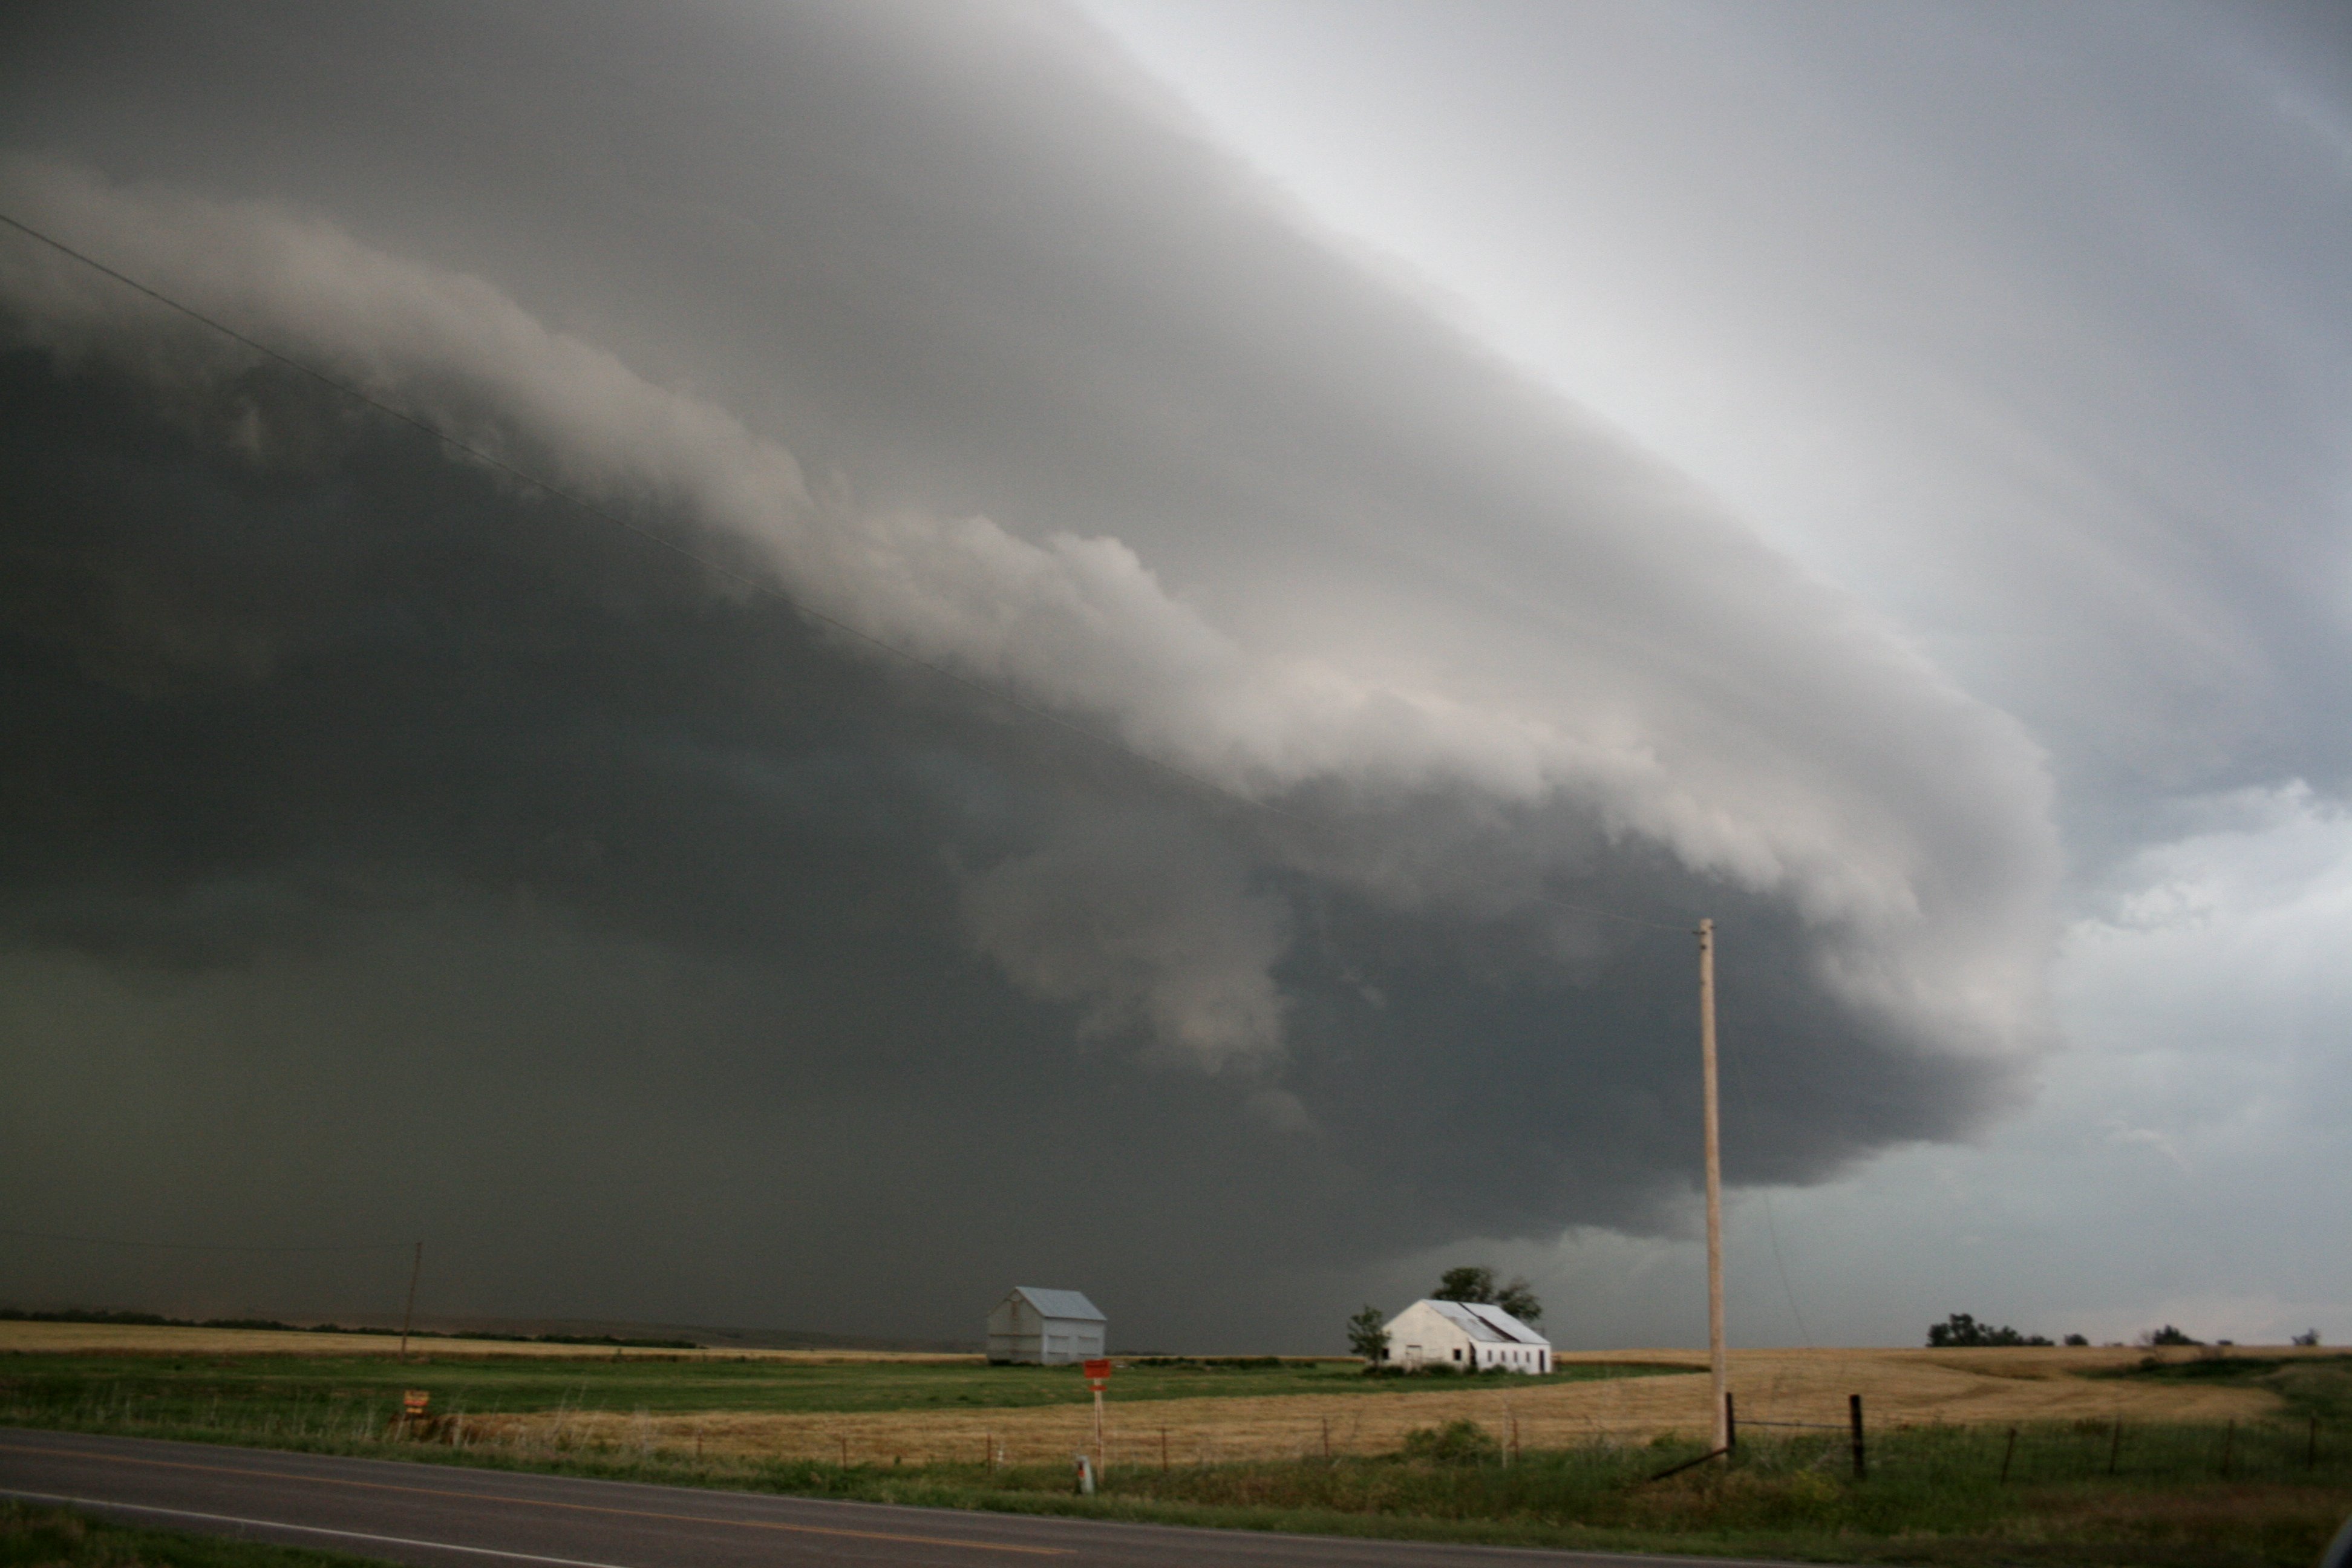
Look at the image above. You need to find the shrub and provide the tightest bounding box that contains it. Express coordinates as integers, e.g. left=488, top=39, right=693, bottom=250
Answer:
left=1398, top=1419, right=1501, bottom=1466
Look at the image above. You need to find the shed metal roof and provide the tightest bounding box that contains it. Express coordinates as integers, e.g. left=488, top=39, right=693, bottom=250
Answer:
left=1423, top=1299, right=1548, bottom=1345
left=1008, top=1287, right=1105, bottom=1321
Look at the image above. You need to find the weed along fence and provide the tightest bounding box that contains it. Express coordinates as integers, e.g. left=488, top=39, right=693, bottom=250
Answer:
left=1860, top=1413, right=2339, bottom=1488
left=1675, top=1391, right=2343, bottom=1492
left=1706, top=1391, right=1871, bottom=1479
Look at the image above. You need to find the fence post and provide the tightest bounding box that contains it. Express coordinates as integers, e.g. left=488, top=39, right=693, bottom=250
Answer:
left=1999, top=1426, right=2017, bottom=1485
left=2310, top=1415, right=2319, bottom=1472
left=2220, top=1419, right=2235, bottom=1479
left=1725, top=1391, right=1737, bottom=1451
left=1849, top=1394, right=1866, bottom=1481
left=2108, top=1418, right=2122, bottom=1477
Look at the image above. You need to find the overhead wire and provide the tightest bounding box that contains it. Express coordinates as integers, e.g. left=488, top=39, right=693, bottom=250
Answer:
left=0, top=207, right=1688, bottom=936
left=1719, top=1045, right=1816, bottom=1347
left=0, top=1227, right=410, bottom=1254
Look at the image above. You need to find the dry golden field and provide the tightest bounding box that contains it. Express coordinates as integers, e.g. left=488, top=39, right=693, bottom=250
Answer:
left=0, top=1319, right=975, bottom=1362
left=460, top=1345, right=2322, bottom=1468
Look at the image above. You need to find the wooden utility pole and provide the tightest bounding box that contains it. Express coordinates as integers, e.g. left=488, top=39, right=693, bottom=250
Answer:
left=1699, top=918, right=1728, bottom=1453
left=398, top=1241, right=423, bottom=1362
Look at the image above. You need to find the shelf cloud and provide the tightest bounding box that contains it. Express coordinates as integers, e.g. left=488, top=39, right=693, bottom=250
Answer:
left=0, top=1, right=2069, bottom=1345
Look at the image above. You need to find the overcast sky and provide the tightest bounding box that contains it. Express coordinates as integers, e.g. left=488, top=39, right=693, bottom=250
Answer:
left=1, top=0, right=2345, bottom=1352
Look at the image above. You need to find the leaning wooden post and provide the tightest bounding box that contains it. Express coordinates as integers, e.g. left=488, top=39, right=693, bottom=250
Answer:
left=1849, top=1393, right=1867, bottom=1480
left=1699, top=918, right=1728, bottom=1454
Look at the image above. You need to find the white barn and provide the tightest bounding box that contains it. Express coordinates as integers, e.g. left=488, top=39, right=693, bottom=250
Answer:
left=1380, top=1299, right=1552, bottom=1373
left=986, top=1287, right=1106, bottom=1364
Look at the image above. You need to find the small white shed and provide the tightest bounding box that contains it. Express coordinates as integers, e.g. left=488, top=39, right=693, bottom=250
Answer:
left=1380, top=1299, right=1552, bottom=1374
left=986, top=1286, right=1106, bottom=1364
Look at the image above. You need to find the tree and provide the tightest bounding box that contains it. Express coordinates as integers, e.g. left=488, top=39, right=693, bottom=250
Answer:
left=2141, top=1324, right=2203, bottom=1347
left=1434, top=1266, right=1495, bottom=1304
left=2293, top=1329, right=2321, bottom=1348
left=1927, top=1312, right=2051, bottom=1348
left=1432, top=1266, right=1543, bottom=1325
left=1347, top=1304, right=1391, bottom=1364
left=1495, top=1278, right=1543, bottom=1325
left=2063, top=1333, right=2089, bottom=1347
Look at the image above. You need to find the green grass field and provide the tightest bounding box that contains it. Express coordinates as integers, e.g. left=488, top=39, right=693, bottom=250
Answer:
left=0, top=1351, right=1674, bottom=1429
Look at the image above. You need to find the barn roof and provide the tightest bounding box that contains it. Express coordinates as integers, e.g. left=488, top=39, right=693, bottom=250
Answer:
left=1008, top=1286, right=1105, bottom=1321
left=1423, top=1299, right=1549, bottom=1346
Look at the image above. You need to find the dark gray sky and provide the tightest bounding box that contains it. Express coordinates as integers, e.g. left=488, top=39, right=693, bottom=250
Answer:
left=1, top=0, right=2344, bottom=1350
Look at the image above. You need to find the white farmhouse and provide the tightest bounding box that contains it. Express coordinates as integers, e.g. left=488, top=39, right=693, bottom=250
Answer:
left=1380, top=1299, right=1552, bottom=1373
left=985, top=1286, right=1107, bottom=1364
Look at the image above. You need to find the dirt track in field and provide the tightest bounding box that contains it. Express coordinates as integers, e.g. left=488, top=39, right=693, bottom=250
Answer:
left=457, top=1346, right=2305, bottom=1468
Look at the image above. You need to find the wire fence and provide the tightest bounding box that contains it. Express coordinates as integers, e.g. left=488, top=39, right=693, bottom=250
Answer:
left=1709, top=1394, right=2342, bottom=1489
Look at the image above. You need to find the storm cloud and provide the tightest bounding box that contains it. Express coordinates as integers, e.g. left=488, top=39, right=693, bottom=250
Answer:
left=0, top=1, right=2092, bottom=1348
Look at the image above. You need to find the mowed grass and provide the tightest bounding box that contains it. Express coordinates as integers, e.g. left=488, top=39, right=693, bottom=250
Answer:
left=2, top=1502, right=393, bottom=1568
left=0, top=1350, right=1676, bottom=1429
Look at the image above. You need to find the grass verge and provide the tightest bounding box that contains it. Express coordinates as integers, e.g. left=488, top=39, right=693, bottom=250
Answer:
left=1, top=1501, right=394, bottom=1568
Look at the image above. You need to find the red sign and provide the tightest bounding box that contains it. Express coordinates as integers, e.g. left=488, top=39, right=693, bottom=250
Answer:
left=1083, top=1357, right=1111, bottom=1389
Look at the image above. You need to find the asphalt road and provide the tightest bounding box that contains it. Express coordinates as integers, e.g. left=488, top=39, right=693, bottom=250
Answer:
left=0, top=1429, right=1800, bottom=1568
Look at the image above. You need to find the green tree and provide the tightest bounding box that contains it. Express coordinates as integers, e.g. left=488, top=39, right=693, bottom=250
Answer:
left=1346, top=1304, right=1390, bottom=1363
left=1433, top=1266, right=1495, bottom=1303
left=1432, top=1266, right=1543, bottom=1325
left=2143, top=1324, right=2203, bottom=1347
left=1927, top=1312, right=2051, bottom=1347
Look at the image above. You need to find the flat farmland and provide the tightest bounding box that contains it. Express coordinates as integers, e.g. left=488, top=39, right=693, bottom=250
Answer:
left=452, top=1345, right=2319, bottom=1466
left=0, top=1320, right=955, bottom=1361
left=0, top=1321, right=2333, bottom=1460
left=8, top=1326, right=2351, bottom=1567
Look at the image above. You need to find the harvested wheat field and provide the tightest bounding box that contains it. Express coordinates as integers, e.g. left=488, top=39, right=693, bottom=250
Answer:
left=0, top=1320, right=972, bottom=1362
left=457, top=1345, right=2315, bottom=1468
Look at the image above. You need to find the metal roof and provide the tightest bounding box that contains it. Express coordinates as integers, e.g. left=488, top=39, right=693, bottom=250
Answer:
left=1008, top=1287, right=1105, bottom=1321
left=1422, top=1299, right=1548, bottom=1346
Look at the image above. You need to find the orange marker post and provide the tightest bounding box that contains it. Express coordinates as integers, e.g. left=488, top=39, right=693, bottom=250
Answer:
left=1083, top=1358, right=1111, bottom=1476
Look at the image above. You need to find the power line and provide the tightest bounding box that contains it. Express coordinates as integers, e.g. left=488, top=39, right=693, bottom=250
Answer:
left=0, top=209, right=1684, bottom=936
left=0, top=1227, right=410, bottom=1254
left=1719, top=1044, right=1815, bottom=1348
